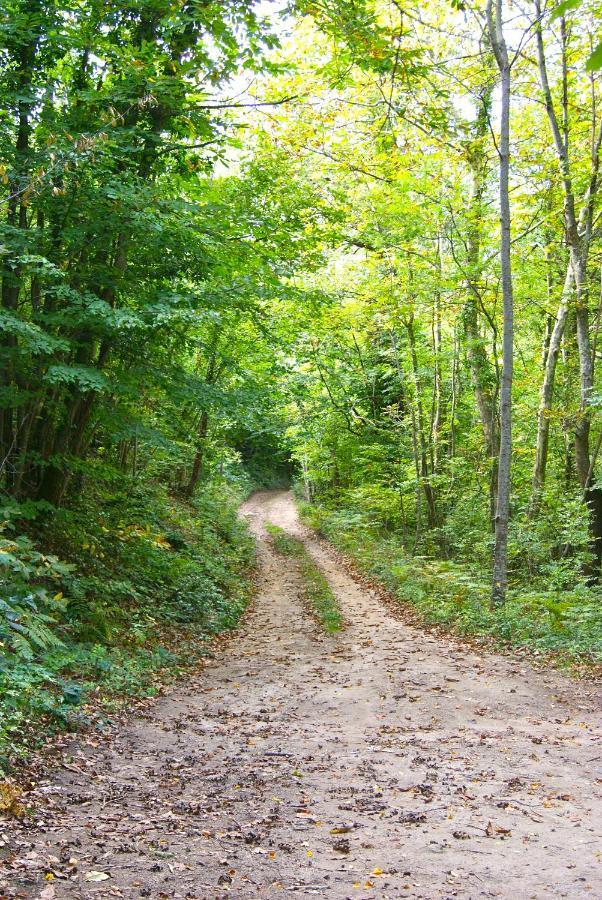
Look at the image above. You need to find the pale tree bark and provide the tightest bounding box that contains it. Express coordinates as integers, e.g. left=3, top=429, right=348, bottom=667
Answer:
left=430, top=233, right=445, bottom=470
left=530, top=266, right=573, bottom=515
left=450, top=325, right=460, bottom=459
left=534, top=0, right=602, bottom=565
left=405, top=311, right=438, bottom=531
left=487, top=0, right=515, bottom=609
left=534, top=1, right=602, bottom=486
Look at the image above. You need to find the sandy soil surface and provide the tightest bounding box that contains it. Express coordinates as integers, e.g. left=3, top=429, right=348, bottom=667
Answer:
left=1, top=490, right=601, bottom=899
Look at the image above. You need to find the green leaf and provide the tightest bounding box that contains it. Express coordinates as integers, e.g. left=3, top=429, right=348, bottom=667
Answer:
left=0, top=311, right=69, bottom=356
left=44, top=365, right=110, bottom=393
left=550, top=0, right=582, bottom=22
left=586, top=41, right=602, bottom=71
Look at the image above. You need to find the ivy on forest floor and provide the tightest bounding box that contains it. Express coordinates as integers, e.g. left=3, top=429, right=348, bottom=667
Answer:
left=298, top=502, right=602, bottom=671
left=266, top=524, right=343, bottom=633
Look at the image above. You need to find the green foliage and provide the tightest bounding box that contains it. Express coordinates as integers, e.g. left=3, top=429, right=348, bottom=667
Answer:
left=0, top=532, right=71, bottom=658
left=300, top=501, right=602, bottom=665
left=551, top=0, right=584, bottom=21
left=0, top=481, right=255, bottom=773
left=0, top=3, right=299, bottom=778
left=586, top=41, right=602, bottom=71
left=0, top=0, right=332, bottom=514
left=548, top=1, right=601, bottom=70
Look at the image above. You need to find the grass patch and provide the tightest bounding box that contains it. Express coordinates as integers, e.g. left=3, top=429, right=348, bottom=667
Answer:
left=266, top=523, right=343, bottom=633
left=298, top=501, right=602, bottom=669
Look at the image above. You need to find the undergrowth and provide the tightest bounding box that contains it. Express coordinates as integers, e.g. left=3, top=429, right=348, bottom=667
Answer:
left=266, top=524, right=343, bottom=633
left=298, top=501, right=602, bottom=668
left=0, top=481, right=254, bottom=773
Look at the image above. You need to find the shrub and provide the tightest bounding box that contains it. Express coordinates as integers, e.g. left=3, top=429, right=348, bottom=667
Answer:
left=0, top=481, right=255, bottom=772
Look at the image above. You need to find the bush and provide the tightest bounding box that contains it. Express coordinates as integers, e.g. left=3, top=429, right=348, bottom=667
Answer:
left=0, top=481, right=255, bottom=773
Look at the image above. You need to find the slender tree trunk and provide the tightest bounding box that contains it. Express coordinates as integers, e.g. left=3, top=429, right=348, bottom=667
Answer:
left=488, top=0, right=514, bottom=609
left=573, top=252, right=593, bottom=487
left=185, top=411, right=209, bottom=498
left=406, top=312, right=437, bottom=530
left=450, top=325, right=459, bottom=459
left=409, top=400, right=422, bottom=546
left=534, top=0, right=602, bottom=565
left=184, top=324, right=223, bottom=498
left=461, top=81, right=499, bottom=526
left=530, top=265, right=572, bottom=515
left=0, top=5, right=40, bottom=478
left=431, top=234, right=445, bottom=468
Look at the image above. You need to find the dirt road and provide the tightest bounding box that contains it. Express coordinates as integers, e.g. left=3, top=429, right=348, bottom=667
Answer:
left=2, top=491, right=601, bottom=899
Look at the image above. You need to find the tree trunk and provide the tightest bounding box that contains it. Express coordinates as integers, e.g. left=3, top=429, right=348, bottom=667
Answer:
left=530, top=265, right=572, bottom=515
left=185, top=410, right=209, bottom=499
left=183, top=325, right=223, bottom=498
left=573, top=252, right=593, bottom=488
left=488, top=0, right=514, bottom=609
left=534, top=0, right=602, bottom=527
left=0, top=4, right=40, bottom=478
left=406, top=312, right=437, bottom=530
left=450, top=325, right=459, bottom=459
left=461, top=80, right=499, bottom=526
left=431, top=234, right=445, bottom=469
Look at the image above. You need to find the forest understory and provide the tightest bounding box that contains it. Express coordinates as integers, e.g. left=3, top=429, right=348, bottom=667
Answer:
left=1, top=491, right=600, bottom=899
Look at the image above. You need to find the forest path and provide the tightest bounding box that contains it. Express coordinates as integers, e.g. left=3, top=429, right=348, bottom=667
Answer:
left=3, top=490, right=601, bottom=899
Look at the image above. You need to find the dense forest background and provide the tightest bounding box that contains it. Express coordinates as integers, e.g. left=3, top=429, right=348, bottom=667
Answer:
left=1, top=0, right=601, bottom=769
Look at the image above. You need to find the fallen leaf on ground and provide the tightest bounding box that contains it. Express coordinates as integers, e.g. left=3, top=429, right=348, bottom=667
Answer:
left=38, top=888, right=56, bottom=900
left=85, top=870, right=111, bottom=882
